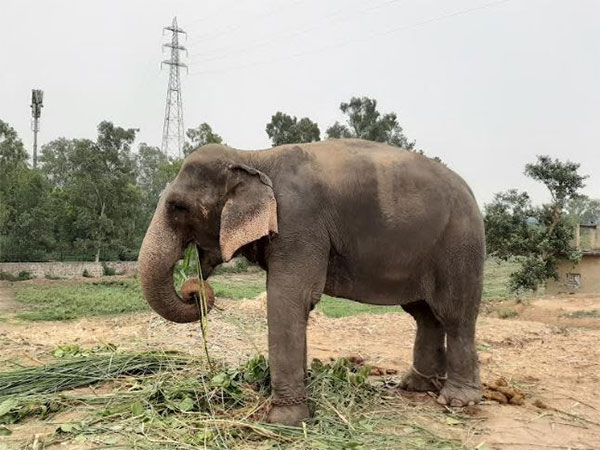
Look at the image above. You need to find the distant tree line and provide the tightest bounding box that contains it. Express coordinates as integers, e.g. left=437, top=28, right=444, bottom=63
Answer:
left=1, top=95, right=596, bottom=266
left=0, top=95, right=426, bottom=262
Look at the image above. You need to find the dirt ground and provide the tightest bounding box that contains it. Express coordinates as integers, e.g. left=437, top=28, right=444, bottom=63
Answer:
left=1, top=280, right=600, bottom=449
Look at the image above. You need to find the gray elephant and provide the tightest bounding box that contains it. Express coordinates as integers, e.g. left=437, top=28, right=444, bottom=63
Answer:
left=138, top=139, right=484, bottom=426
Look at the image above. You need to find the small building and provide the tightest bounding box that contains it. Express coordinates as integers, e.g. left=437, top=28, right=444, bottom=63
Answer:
left=546, top=224, right=600, bottom=295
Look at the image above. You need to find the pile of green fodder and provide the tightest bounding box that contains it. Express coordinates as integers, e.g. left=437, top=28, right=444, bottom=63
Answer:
left=0, top=350, right=461, bottom=449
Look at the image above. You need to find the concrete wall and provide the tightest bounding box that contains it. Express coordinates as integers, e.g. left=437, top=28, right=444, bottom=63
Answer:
left=0, top=257, right=246, bottom=280
left=546, top=255, right=600, bottom=295
left=0, top=261, right=138, bottom=279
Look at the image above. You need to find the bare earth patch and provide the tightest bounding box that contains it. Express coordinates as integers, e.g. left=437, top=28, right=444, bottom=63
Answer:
left=1, top=286, right=600, bottom=449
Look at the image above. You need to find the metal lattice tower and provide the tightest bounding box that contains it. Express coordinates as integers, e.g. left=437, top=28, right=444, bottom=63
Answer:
left=161, top=17, right=187, bottom=158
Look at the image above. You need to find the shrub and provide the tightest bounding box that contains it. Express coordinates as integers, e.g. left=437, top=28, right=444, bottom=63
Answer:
left=44, top=274, right=62, bottom=280
left=497, top=308, right=518, bottom=319
left=0, top=271, right=34, bottom=281
left=102, top=263, right=116, bottom=276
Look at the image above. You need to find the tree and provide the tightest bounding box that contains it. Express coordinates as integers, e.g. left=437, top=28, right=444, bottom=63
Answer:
left=0, top=119, right=28, bottom=184
left=184, top=123, right=223, bottom=156
left=265, top=112, right=321, bottom=146
left=484, top=156, right=587, bottom=292
left=567, top=196, right=600, bottom=225
left=136, top=143, right=182, bottom=226
left=325, top=97, right=415, bottom=150
left=41, top=121, right=143, bottom=261
left=0, top=120, right=58, bottom=261
left=0, top=167, right=58, bottom=261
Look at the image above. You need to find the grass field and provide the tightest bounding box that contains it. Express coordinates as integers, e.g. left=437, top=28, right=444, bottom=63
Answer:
left=11, top=258, right=521, bottom=321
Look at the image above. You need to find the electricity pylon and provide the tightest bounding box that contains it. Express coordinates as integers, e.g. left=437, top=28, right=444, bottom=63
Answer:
left=161, top=17, right=187, bottom=158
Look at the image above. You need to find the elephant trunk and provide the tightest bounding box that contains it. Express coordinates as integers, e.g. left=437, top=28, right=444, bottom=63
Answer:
left=138, top=197, right=200, bottom=323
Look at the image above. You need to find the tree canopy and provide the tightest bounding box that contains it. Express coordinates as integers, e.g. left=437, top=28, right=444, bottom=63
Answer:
left=184, top=123, right=224, bottom=156
left=40, top=122, right=143, bottom=262
left=484, top=156, right=587, bottom=292
left=265, top=112, right=320, bottom=146
left=326, top=97, right=415, bottom=150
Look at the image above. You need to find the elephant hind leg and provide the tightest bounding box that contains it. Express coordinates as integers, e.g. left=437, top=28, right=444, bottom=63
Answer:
left=400, top=300, right=447, bottom=393
left=430, top=280, right=483, bottom=407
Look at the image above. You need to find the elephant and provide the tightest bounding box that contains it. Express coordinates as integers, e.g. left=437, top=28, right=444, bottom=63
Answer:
left=138, top=138, right=485, bottom=426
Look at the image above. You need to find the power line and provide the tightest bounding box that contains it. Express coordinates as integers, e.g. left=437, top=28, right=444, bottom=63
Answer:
left=185, top=0, right=306, bottom=49
left=184, top=0, right=241, bottom=27
left=188, top=0, right=408, bottom=64
left=161, top=17, right=187, bottom=158
left=188, top=0, right=511, bottom=77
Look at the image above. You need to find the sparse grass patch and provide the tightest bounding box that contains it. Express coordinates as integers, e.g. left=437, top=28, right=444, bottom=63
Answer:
left=211, top=279, right=265, bottom=300
left=318, top=295, right=404, bottom=318
left=10, top=258, right=528, bottom=323
left=560, top=309, right=600, bottom=319
left=483, top=258, right=542, bottom=302
left=14, top=279, right=148, bottom=321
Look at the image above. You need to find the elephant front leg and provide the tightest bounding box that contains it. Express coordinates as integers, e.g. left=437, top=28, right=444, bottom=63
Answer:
left=265, top=252, right=327, bottom=426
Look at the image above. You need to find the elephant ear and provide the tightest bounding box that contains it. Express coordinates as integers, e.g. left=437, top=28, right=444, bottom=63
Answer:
left=220, top=164, right=278, bottom=262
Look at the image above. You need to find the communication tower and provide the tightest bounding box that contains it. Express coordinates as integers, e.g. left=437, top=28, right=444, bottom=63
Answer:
left=30, top=89, right=44, bottom=169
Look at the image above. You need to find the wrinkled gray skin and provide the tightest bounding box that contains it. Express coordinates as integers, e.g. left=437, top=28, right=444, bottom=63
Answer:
left=138, top=139, right=485, bottom=426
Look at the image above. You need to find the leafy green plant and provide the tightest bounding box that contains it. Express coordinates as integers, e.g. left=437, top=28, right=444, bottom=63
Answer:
left=101, top=263, right=116, bottom=276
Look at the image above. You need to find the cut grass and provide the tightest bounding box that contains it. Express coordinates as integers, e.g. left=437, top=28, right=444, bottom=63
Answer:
left=0, top=351, right=462, bottom=449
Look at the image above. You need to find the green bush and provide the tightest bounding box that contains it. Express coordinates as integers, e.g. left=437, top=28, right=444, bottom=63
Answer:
left=0, top=271, right=34, bottom=281
left=44, top=274, right=62, bottom=280
left=102, top=263, right=116, bottom=276
left=497, top=308, right=518, bottom=319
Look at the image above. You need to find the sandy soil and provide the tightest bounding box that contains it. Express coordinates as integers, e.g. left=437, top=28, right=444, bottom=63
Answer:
left=1, top=281, right=599, bottom=449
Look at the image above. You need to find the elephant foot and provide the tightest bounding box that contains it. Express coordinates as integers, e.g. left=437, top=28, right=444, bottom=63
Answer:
left=437, top=379, right=482, bottom=407
left=399, top=366, right=446, bottom=393
left=267, top=403, right=310, bottom=426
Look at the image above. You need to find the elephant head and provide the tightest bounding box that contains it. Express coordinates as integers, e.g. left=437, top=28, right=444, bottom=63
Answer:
left=138, top=146, right=278, bottom=323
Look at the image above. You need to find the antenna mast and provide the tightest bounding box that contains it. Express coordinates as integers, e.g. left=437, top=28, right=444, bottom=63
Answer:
left=30, top=89, right=44, bottom=169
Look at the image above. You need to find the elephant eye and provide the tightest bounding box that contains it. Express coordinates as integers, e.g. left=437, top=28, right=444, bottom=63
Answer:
left=168, top=201, right=189, bottom=213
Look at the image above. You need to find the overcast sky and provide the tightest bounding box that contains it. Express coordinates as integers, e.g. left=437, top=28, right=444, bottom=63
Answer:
left=1, top=0, right=598, bottom=206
